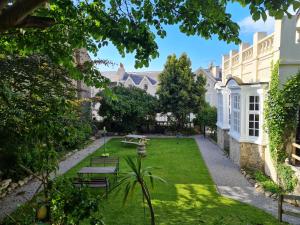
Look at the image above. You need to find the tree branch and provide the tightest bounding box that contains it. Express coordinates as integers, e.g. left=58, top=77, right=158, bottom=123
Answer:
left=16, top=16, right=55, bottom=29
left=0, top=0, right=48, bottom=32
left=0, top=0, right=8, bottom=14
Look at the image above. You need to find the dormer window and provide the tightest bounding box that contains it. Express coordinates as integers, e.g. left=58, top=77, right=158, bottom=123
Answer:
left=144, top=84, right=148, bottom=91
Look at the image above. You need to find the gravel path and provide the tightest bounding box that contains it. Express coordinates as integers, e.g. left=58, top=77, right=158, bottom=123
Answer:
left=194, top=135, right=300, bottom=225
left=0, top=137, right=111, bottom=221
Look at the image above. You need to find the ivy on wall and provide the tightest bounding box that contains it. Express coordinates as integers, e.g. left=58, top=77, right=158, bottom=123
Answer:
left=264, top=62, right=299, bottom=192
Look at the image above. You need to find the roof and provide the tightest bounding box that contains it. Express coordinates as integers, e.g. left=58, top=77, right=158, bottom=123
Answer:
left=195, top=67, right=220, bottom=82
left=122, top=73, right=157, bottom=85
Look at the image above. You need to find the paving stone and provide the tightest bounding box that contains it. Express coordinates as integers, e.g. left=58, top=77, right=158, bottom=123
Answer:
left=194, top=135, right=300, bottom=225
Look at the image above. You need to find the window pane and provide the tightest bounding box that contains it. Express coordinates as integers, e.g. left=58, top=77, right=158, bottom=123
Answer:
left=250, top=96, right=254, bottom=103
left=255, top=114, right=259, bottom=121
left=255, top=122, right=259, bottom=129
left=255, top=130, right=259, bottom=136
left=249, top=114, right=254, bottom=121
left=249, top=122, right=254, bottom=128
left=250, top=104, right=254, bottom=110
left=249, top=130, right=254, bottom=136
left=255, top=96, right=259, bottom=103
left=255, top=103, right=259, bottom=111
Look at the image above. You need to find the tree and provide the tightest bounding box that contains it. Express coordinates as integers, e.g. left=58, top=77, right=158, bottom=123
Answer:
left=1, top=0, right=299, bottom=75
left=194, top=103, right=217, bottom=136
left=98, top=85, right=158, bottom=133
left=157, top=53, right=206, bottom=130
left=0, top=55, right=92, bottom=181
left=115, top=156, right=165, bottom=225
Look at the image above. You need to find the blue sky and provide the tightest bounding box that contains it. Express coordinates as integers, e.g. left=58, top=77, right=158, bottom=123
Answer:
left=94, top=2, right=275, bottom=72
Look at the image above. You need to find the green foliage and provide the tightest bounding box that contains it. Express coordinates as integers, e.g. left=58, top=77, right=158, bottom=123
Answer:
left=254, top=171, right=280, bottom=194
left=194, top=103, right=217, bottom=132
left=264, top=61, right=300, bottom=192
left=277, top=164, right=298, bottom=193
left=2, top=178, right=104, bottom=225
left=0, top=55, right=92, bottom=180
left=98, top=85, right=158, bottom=133
left=50, top=178, right=103, bottom=225
left=157, top=53, right=206, bottom=130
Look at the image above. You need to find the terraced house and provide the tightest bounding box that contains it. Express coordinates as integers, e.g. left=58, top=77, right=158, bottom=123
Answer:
left=216, top=14, right=300, bottom=182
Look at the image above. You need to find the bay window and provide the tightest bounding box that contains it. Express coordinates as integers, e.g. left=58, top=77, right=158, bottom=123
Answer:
left=248, top=96, right=260, bottom=137
left=232, top=94, right=240, bottom=133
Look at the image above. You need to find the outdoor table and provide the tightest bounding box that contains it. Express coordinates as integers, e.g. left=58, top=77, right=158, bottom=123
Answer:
left=121, top=134, right=149, bottom=145
left=77, top=166, right=117, bottom=175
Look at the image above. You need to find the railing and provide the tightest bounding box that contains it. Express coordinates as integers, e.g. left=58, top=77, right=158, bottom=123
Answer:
left=258, top=34, right=274, bottom=55
left=278, top=194, right=300, bottom=222
left=242, top=47, right=253, bottom=61
left=291, top=142, right=300, bottom=165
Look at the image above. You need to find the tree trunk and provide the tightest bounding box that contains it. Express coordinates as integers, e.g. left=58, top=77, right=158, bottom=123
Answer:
left=140, top=182, right=155, bottom=225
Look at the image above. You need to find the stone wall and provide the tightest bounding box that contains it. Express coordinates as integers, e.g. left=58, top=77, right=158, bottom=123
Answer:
left=229, top=137, right=240, bottom=166
left=217, top=127, right=229, bottom=150
left=240, top=143, right=265, bottom=171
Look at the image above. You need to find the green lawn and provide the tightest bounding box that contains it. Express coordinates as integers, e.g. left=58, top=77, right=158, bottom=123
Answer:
left=65, top=138, right=283, bottom=225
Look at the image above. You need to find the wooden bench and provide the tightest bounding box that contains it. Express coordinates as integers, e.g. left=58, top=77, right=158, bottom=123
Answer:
left=90, top=156, right=119, bottom=173
left=73, top=177, right=109, bottom=197
left=278, top=194, right=300, bottom=221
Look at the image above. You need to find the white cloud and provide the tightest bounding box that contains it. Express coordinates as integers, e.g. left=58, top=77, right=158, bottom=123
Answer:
left=238, top=16, right=275, bottom=34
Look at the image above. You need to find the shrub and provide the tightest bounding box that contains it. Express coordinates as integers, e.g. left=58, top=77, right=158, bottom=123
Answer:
left=98, top=85, right=158, bottom=133
left=0, top=55, right=92, bottom=181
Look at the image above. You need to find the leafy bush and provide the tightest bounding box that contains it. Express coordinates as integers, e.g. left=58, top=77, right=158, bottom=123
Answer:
left=2, top=178, right=104, bottom=225
left=254, top=171, right=280, bottom=194
left=98, top=85, right=158, bottom=133
left=194, top=103, right=217, bottom=136
left=0, top=55, right=92, bottom=180
left=264, top=62, right=299, bottom=192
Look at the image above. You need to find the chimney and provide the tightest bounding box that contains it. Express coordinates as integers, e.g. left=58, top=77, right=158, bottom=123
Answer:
left=117, top=63, right=126, bottom=80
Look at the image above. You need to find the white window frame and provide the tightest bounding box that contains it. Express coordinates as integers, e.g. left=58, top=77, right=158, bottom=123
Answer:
left=231, top=93, right=240, bottom=136
left=248, top=95, right=260, bottom=137
left=217, top=93, right=223, bottom=125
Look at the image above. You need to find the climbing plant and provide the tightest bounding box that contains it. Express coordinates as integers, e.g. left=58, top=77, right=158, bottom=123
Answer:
left=265, top=62, right=299, bottom=192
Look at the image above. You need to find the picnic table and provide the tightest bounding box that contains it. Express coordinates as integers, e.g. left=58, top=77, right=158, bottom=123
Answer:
left=121, top=134, right=149, bottom=145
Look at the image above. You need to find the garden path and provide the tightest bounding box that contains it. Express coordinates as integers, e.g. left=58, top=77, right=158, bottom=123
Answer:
left=195, top=135, right=300, bottom=225
left=0, top=136, right=111, bottom=221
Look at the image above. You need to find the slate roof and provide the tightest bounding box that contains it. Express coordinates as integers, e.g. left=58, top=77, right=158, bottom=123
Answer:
left=122, top=73, right=157, bottom=85
left=195, top=68, right=221, bottom=82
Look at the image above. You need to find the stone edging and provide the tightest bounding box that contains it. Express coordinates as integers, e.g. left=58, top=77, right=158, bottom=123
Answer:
left=240, top=168, right=278, bottom=200
left=0, top=176, right=34, bottom=199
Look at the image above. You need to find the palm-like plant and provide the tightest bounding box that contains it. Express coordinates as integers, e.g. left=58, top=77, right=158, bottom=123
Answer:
left=114, top=156, right=165, bottom=225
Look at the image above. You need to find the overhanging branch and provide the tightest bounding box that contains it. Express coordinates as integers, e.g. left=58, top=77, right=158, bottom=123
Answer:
left=0, top=0, right=48, bottom=32
left=16, top=16, right=55, bottom=29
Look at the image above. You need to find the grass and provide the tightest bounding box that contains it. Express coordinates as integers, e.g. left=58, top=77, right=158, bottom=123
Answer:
left=63, top=138, right=283, bottom=225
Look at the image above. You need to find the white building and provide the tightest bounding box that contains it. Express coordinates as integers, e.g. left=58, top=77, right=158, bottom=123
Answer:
left=195, top=64, right=222, bottom=108
left=216, top=14, right=300, bottom=181
left=100, top=63, right=160, bottom=96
